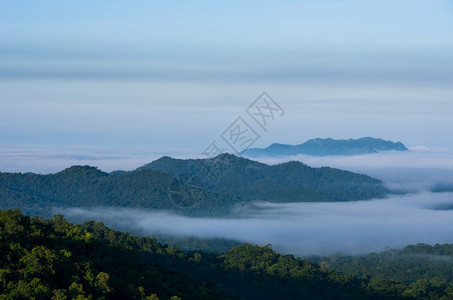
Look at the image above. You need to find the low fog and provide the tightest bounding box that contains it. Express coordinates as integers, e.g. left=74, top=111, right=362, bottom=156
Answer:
left=58, top=191, right=453, bottom=257
left=49, top=147, right=453, bottom=256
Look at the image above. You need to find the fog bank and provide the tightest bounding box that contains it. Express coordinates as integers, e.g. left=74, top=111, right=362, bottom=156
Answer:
left=58, top=191, right=453, bottom=256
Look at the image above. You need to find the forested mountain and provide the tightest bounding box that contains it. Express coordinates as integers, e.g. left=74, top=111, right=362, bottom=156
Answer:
left=2, top=209, right=452, bottom=299
left=242, top=137, right=408, bottom=157
left=0, top=154, right=389, bottom=216
left=0, top=165, right=238, bottom=216
left=139, top=153, right=388, bottom=202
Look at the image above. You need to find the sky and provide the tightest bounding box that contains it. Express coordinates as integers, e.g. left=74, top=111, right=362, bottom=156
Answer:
left=1, top=0, right=453, bottom=173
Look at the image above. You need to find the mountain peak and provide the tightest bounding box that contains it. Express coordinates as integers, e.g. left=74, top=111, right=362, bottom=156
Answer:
left=210, top=153, right=253, bottom=163
left=136, top=152, right=387, bottom=204
left=55, top=165, right=108, bottom=177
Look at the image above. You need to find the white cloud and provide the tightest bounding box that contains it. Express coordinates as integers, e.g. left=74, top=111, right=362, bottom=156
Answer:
left=58, top=191, right=453, bottom=256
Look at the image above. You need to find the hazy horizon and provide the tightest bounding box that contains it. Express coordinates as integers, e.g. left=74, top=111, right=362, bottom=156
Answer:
left=0, top=140, right=451, bottom=174
left=1, top=1, right=453, bottom=172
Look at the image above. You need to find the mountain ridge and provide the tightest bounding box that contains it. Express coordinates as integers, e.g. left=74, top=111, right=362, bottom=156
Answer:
left=138, top=153, right=388, bottom=204
left=1, top=154, right=389, bottom=216
left=241, top=137, right=408, bottom=157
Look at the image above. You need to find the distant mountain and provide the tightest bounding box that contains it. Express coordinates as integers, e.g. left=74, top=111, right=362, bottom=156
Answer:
left=0, top=154, right=389, bottom=216
left=241, top=137, right=408, bottom=157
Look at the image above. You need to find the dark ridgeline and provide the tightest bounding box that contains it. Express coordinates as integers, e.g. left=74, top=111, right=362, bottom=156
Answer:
left=140, top=153, right=388, bottom=203
left=0, top=154, right=388, bottom=216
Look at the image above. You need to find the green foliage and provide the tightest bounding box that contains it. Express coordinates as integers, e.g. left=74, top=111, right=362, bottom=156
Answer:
left=3, top=209, right=453, bottom=299
left=0, top=209, right=231, bottom=300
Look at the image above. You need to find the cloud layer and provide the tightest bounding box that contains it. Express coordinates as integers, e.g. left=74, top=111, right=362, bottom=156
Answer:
left=58, top=191, right=453, bottom=256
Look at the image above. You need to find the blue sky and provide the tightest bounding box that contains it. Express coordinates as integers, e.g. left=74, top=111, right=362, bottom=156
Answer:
left=1, top=0, right=453, bottom=172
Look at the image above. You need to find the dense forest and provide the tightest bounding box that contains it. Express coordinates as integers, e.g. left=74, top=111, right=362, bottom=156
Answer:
left=0, top=154, right=389, bottom=216
left=1, top=209, right=453, bottom=299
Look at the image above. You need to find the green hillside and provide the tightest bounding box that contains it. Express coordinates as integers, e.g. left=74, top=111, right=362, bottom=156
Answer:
left=0, top=165, right=238, bottom=216
left=0, top=154, right=389, bottom=217
left=139, top=153, right=389, bottom=202
left=3, top=209, right=452, bottom=299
